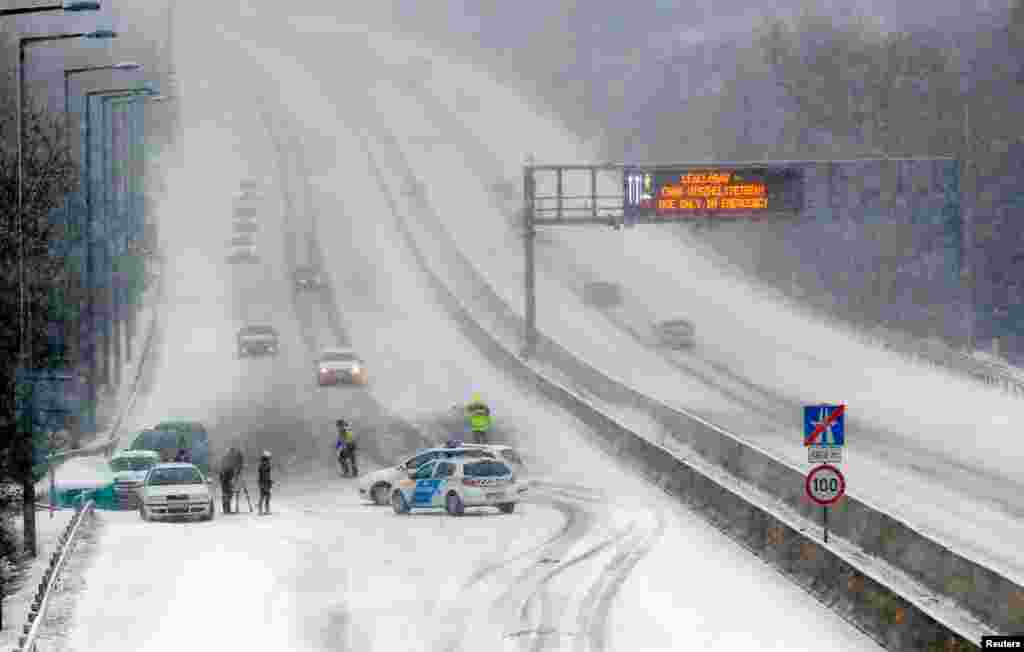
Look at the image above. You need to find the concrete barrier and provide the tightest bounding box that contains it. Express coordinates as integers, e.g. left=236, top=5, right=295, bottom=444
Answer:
left=359, top=124, right=1020, bottom=646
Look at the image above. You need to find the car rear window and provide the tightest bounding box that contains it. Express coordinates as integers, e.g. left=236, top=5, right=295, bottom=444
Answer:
left=463, top=461, right=512, bottom=477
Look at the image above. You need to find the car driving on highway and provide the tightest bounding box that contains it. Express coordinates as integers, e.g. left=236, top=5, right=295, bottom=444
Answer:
left=653, top=318, right=696, bottom=349
left=237, top=325, right=280, bottom=357
left=232, top=216, right=258, bottom=234
left=110, top=450, right=161, bottom=509
left=391, top=458, right=526, bottom=516
left=227, top=243, right=259, bottom=264
left=138, top=463, right=214, bottom=522
left=317, top=347, right=367, bottom=385
left=293, top=265, right=325, bottom=291
left=358, top=446, right=500, bottom=505
left=230, top=233, right=255, bottom=248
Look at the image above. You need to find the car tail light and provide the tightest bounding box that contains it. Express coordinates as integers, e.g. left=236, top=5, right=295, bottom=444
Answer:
left=462, top=478, right=484, bottom=487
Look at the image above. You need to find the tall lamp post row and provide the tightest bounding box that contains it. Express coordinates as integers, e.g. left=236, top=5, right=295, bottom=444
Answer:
left=5, top=0, right=168, bottom=564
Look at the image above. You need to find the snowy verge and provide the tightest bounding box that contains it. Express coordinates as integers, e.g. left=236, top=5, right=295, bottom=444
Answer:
left=358, top=120, right=1012, bottom=646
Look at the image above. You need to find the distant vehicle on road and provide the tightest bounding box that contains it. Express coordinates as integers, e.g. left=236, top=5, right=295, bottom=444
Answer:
left=653, top=319, right=696, bottom=349
left=582, top=281, right=622, bottom=308
left=230, top=234, right=255, bottom=247
left=234, top=189, right=262, bottom=202
left=133, top=421, right=210, bottom=475
left=237, top=325, right=280, bottom=357
left=317, top=347, right=367, bottom=386
left=293, top=265, right=325, bottom=291
left=391, top=458, right=526, bottom=516
left=227, top=244, right=259, bottom=264
left=358, top=446, right=499, bottom=505
left=138, top=463, right=214, bottom=522
left=110, top=450, right=161, bottom=509
left=233, top=206, right=259, bottom=219
left=232, top=217, right=258, bottom=234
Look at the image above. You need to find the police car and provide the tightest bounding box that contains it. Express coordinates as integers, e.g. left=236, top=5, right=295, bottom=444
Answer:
left=391, top=458, right=526, bottom=516
left=358, top=446, right=499, bottom=506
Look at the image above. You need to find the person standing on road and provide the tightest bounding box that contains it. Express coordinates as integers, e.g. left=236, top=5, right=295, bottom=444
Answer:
left=335, top=420, right=358, bottom=477
left=465, top=394, right=492, bottom=444
left=257, top=450, right=273, bottom=515
left=219, top=446, right=243, bottom=514
left=335, top=420, right=351, bottom=476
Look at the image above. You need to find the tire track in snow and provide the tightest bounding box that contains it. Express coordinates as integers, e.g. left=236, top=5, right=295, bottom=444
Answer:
left=352, top=115, right=658, bottom=652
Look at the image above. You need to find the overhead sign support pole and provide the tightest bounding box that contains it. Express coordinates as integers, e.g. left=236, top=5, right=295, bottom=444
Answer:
left=523, top=162, right=537, bottom=360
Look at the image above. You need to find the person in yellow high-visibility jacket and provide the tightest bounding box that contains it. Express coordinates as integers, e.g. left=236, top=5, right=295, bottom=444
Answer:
left=465, top=394, right=492, bottom=444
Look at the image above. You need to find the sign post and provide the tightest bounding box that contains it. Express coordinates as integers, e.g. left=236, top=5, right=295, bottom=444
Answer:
left=805, top=464, right=846, bottom=543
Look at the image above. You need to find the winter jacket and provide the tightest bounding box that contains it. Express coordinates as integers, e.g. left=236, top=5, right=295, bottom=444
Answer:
left=465, top=403, right=492, bottom=433
left=258, top=460, right=272, bottom=491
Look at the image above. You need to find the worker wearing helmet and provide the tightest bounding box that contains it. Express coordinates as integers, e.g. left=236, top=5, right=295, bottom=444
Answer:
left=257, top=450, right=273, bottom=515
left=465, top=394, right=492, bottom=444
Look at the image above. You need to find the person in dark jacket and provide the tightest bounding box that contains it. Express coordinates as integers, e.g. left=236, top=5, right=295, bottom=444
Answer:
left=219, top=446, right=243, bottom=514
left=174, top=448, right=192, bottom=463
left=257, top=450, right=273, bottom=515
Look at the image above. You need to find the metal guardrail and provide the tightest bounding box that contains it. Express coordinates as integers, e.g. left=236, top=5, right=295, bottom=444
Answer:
left=359, top=127, right=991, bottom=649
left=12, top=500, right=95, bottom=652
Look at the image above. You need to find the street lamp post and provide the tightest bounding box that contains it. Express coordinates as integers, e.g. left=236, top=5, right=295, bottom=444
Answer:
left=14, top=27, right=115, bottom=562
left=81, top=86, right=156, bottom=434
left=0, top=1, right=99, bottom=17
left=63, top=64, right=141, bottom=442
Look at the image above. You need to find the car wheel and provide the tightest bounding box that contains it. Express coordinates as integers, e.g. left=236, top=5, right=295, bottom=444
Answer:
left=391, top=490, right=410, bottom=515
left=206, top=500, right=215, bottom=521
left=139, top=505, right=149, bottom=522
left=371, top=483, right=390, bottom=506
left=498, top=502, right=516, bottom=514
left=445, top=492, right=465, bottom=517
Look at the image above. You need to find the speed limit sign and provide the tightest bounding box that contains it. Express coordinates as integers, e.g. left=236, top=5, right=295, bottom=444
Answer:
left=805, top=464, right=846, bottom=506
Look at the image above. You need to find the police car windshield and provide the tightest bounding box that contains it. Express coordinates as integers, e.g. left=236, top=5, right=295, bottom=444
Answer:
left=148, top=468, right=203, bottom=486
left=463, top=461, right=511, bottom=477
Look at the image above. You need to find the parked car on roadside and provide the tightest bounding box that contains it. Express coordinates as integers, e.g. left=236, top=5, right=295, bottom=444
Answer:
left=138, top=463, right=214, bottom=522
left=110, top=449, right=161, bottom=509
left=391, top=458, right=526, bottom=516
left=358, top=446, right=499, bottom=505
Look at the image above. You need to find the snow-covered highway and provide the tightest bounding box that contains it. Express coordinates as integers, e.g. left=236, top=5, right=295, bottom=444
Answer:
left=49, top=1, right=894, bottom=650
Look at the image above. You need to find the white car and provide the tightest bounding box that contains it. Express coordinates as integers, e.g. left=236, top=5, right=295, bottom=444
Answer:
left=358, top=446, right=499, bottom=505
left=317, top=347, right=368, bottom=385
left=110, top=450, right=161, bottom=509
left=139, top=463, right=214, bottom=522
left=391, top=458, right=527, bottom=516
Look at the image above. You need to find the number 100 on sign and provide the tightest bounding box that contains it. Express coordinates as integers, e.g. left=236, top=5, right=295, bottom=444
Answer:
left=805, top=464, right=846, bottom=506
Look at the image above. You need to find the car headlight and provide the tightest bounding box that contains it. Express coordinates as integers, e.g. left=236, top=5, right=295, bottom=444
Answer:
left=320, top=367, right=330, bottom=374
left=351, top=365, right=361, bottom=373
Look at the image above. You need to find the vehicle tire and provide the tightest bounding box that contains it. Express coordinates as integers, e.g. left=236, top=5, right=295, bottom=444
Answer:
left=445, top=492, right=465, bottom=517
left=139, top=505, right=149, bottom=522
left=498, top=502, right=515, bottom=514
left=205, top=500, right=215, bottom=521
left=391, top=490, right=410, bottom=515
left=371, top=483, right=390, bottom=506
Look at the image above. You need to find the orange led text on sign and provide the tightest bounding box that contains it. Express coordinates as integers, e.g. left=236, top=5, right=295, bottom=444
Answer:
left=657, top=171, right=769, bottom=212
